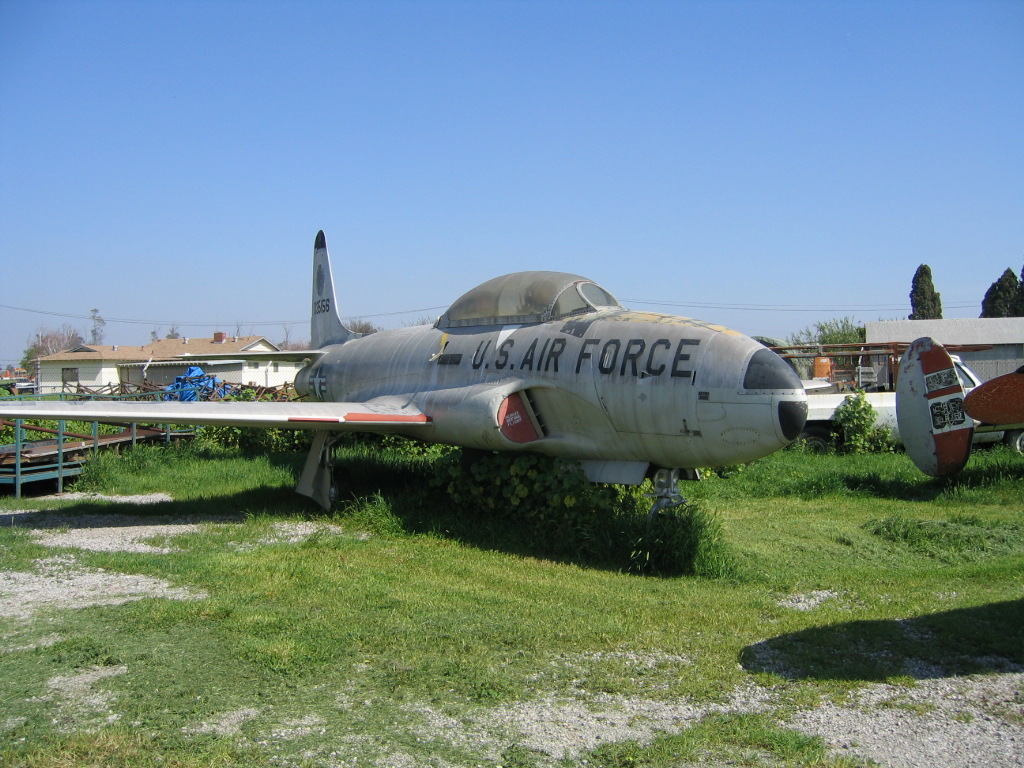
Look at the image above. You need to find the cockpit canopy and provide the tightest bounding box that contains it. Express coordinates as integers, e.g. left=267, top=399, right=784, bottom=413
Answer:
left=436, top=271, right=622, bottom=329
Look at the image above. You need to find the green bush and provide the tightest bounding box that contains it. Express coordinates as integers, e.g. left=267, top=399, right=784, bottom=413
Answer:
left=432, top=450, right=736, bottom=576
left=194, top=387, right=313, bottom=453
left=834, top=390, right=893, bottom=453
left=433, top=451, right=633, bottom=544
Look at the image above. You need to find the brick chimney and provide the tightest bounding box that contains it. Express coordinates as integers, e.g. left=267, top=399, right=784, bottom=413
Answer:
left=213, top=332, right=227, bottom=343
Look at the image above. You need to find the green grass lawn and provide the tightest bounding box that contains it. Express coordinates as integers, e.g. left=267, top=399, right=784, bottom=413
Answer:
left=1, top=441, right=1021, bottom=767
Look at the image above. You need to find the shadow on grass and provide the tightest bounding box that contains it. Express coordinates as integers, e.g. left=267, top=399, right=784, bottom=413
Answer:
left=776, top=462, right=1023, bottom=503
left=1, top=485, right=309, bottom=530
left=741, top=599, right=1024, bottom=681
left=328, top=448, right=730, bottom=576
left=0, top=448, right=316, bottom=528
left=1, top=448, right=611, bottom=568
left=4, top=444, right=728, bottom=576
left=332, top=457, right=638, bottom=572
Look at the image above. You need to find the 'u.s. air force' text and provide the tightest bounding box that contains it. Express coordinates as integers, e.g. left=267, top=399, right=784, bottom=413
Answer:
left=449, top=337, right=699, bottom=378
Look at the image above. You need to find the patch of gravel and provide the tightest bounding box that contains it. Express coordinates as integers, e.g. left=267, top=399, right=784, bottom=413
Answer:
left=259, top=521, right=347, bottom=545
left=184, top=706, right=264, bottom=736
left=3, top=494, right=235, bottom=554
left=787, top=673, right=1024, bottom=768
left=778, top=589, right=842, bottom=611
left=467, top=685, right=769, bottom=760
left=4, top=494, right=351, bottom=555
left=0, top=553, right=205, bottom=621
left=32, top=521, right=203, bottom=554
left=230, top=670, right=1021, bottom=767
left=37, top=664, right=128, bottom=733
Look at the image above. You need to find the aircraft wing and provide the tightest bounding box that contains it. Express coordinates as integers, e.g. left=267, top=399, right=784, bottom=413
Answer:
left=0, top=398, right=430, bottom=431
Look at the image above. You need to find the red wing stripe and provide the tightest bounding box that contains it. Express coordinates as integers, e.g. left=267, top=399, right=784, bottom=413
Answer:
left=343, top=413, right=431, bottom=423
left=287, top=413, right=429, bottom=424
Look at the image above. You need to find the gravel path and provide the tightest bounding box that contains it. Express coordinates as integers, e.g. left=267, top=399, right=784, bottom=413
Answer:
left=2, top=493, right=1022, bottom=767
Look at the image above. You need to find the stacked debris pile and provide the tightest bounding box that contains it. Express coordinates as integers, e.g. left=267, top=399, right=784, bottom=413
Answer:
left=63, top=380, right=298, bottom=402
left=162, top=367, right=235, bottom=401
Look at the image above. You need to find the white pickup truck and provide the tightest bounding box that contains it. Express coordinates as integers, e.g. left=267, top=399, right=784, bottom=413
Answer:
left=794, top=353, right=1021, bottom=453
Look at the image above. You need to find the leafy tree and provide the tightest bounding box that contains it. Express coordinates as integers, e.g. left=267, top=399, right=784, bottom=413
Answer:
left=908, top=264, right=942, bottom=319
left=21, top=324, right=85, bottom=372
left=787, top=317, right=866, bottom=346
left=1013, top=261, right=1024, bottom=317
left=980, top=268, right=1020, bottom=318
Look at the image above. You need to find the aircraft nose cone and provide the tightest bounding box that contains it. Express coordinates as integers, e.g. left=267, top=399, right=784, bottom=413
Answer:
left=742, top=347, right=807, bottom=442
left=742, top=347, right=803, bottom=391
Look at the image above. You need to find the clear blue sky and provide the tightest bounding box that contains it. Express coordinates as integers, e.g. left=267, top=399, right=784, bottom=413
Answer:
left=2, top=0, right=1022, bottom=368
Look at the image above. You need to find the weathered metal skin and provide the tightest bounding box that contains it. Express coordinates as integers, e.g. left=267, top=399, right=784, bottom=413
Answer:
left=295, top=305, right=807, bottom=477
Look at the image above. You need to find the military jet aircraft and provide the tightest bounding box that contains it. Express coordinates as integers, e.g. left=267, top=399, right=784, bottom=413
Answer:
left=1, top=231, right=808, bottom=511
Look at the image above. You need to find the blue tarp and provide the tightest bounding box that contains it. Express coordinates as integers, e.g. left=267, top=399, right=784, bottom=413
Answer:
left=162, top=366, right=235, bottom=401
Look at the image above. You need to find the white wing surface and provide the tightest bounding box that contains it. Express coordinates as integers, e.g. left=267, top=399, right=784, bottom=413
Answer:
left=0, top=398, right=430, bottom=430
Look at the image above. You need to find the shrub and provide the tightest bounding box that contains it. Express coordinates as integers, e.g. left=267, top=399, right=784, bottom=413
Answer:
left=834, top=390, right=893, bottom=453
left=433, top=450, right=736, bottom=576
left=194, top=387, right=313, bottom=453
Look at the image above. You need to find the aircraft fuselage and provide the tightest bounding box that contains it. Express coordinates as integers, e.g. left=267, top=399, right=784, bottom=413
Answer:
left=296, top=308, right=807, bottom=481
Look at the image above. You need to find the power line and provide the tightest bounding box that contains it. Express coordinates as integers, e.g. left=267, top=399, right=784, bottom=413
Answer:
left=0, top=303, right=299, bottom=328
left=0, top=297, right=982, bottom=329
left=0, top=302, right=448, bottom=327
left=620, top=299, right=978, bottom=313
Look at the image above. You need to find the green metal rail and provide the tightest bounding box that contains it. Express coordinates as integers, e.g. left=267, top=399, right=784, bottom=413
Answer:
left=0, top=389, right=195, bottom=499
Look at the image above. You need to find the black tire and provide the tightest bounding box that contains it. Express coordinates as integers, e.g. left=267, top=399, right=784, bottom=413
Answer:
left=1003, top=429, right=1024, bottom=454
left=799, top=426, right=833, bottom=453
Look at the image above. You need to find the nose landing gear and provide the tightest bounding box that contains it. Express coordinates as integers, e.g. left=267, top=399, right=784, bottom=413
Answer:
left=646, top=467, right=701, bottom=518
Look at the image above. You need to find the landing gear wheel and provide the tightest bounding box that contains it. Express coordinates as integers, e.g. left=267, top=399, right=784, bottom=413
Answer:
left=799, top=426, right=832, bottom=453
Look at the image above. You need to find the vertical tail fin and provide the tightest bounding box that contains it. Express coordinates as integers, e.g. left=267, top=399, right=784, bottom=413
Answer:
left=311, top=230, right=355, bottom=349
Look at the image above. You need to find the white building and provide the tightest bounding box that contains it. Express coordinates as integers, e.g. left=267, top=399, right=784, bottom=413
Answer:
left=866, top=318, right=1024, bottom=381
left=35, top=333, right=307, bottom=394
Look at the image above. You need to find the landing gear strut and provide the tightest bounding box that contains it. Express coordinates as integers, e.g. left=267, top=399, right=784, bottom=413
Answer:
left=296, top=431, right=343, bottom=510
left=645, top=467, right=700, bottom=518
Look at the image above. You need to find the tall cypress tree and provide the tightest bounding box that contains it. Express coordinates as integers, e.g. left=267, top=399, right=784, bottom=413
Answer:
left=1012, top=261, right=1024, bottom=317
left=908, top=264, right=942, bottom=319
left=980, top=268, right=1020, bottom=318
